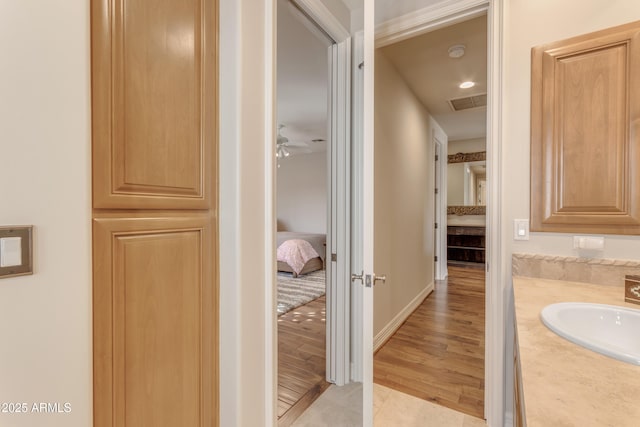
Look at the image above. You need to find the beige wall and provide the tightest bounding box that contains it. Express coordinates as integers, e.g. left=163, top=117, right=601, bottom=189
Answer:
left=277, top=152, right=327, bottom=233
left=0, top=1, right=92, bottom=426
left=373, top=51, right=435, bottom=336
left=502, top=3, right=640, bottom=421
left=448, top=137, right=485, bottom=155
left=504, top=0, right=640, bottom=263
left=219, top=0, right=277, bottom=425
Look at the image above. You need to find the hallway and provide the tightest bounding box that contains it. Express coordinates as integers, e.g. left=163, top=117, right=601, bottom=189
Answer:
left=374, top=266, right=486, bottom=418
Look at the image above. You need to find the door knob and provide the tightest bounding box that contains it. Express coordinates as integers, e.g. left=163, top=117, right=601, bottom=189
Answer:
left=374, top=274, right=386, bottom=285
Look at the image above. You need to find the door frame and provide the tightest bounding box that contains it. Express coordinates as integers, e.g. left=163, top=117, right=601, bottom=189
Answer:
left=219, top=0, right=504, bottom=424
left=372, top=0, right=505, bottom=424
left=326, top=38, right=353, bottom=386
left=431, top=118, right=448, bottom=280
left=281, top=0, right=355, bottom=390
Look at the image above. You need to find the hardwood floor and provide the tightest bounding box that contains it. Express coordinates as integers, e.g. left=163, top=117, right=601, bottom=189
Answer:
left=277, top=296, right=329, bottom=426
left=374, top=266, right=486, bottom=419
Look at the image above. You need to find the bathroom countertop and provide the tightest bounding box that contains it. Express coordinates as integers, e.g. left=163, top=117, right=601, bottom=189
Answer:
left=513, top=276, right=640, bottom=427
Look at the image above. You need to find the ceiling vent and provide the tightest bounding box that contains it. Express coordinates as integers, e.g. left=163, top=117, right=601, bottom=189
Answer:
left=448, top=93, right=487, bottom=112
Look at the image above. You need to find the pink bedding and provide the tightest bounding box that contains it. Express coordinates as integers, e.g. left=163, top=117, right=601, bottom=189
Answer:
left=276, top=239, right=320, bottom=275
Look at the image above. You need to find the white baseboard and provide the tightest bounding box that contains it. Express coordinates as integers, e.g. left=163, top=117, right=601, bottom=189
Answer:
left=374, top=283, right=434, bottom=352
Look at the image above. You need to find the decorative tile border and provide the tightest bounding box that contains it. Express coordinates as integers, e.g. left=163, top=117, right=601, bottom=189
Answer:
left=447, top=151, right=486, bottom=164
left=512, top=253, right=640, bottom=287
left=447, top=205, right=486, bottom=216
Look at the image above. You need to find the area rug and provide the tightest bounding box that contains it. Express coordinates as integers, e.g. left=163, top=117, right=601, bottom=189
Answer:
left=277, top=270, right=326, bottom=316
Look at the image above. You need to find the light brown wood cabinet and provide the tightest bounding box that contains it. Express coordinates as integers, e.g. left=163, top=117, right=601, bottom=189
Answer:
left=91, top=0, right=218, bottom=426
left=92, top=0, right=216, bottom=210
left=93, top=214, right=215, bottom=426
left=530, top=20, right=640, bottom=235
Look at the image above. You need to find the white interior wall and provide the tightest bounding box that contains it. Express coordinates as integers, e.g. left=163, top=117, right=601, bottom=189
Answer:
left=373, top=50, right=434, bottom=336
left=276, top=152, right=328, bottom=233
left=0, top=1, right=92, bottom=426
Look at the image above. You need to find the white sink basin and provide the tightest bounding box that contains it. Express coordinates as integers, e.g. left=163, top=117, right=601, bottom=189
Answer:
left=540, top=302, right=640, bottom=365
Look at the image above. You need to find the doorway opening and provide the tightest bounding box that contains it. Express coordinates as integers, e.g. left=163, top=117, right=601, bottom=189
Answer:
left=274, top=0, right=358, bottom=425
left=372, top=12, right=489, bottom=421
left=275, top=0, right=333, bottom=424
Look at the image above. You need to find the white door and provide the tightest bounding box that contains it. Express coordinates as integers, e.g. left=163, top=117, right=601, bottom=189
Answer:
left=348, top=1, right=375, bottom=424
left=361, top=0, right=376, bottom=425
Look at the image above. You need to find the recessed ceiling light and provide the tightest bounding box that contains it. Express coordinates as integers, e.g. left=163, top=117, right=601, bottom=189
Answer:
left=448, top=44, right=466, bottom=58
left=459, top=81, right=475, bottom=89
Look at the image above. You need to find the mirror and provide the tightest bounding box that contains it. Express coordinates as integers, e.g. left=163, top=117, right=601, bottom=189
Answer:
left=447, top=151, right=486, bottom=206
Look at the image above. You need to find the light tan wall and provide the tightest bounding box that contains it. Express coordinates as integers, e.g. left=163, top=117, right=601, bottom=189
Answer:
left=373, top=50, right=434, bottom=336
left=239, top=0, right=274, bottom=424
left=504, top=0, right=640, bottom=262
left=448, top=137, right=485, bottom=155
left=447, top=163, right=466, bottom=205
left=0, top=1, right=92, bottom=426
left=277, top=152, right=327, bottom=233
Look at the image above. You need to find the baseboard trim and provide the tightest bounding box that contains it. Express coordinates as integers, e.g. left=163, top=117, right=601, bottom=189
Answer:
left=373, top=283, right=434, bottom=352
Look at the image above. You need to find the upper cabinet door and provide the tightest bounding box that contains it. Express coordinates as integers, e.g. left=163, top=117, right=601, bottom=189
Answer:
left=531, top=20, right=640, bottom=235
left=92, top=0, right=216, bottom=209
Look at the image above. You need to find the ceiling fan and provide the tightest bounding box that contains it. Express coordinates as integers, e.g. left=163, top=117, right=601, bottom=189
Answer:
left=276, top=124, right=313, bottom=159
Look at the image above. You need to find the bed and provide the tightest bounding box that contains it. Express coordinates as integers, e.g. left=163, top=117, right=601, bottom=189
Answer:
left=276, top=232, right=326, bottom=277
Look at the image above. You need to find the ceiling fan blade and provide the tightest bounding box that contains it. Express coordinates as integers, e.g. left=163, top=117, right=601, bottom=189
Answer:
left=284, top=140, right=310, bottom=147
left=286, top=146, right=312, bottom=154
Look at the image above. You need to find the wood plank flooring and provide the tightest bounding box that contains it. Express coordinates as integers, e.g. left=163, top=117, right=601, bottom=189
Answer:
left=374, top=266, right=486, bottom=419
left=277, top=296, right=329, bottom=426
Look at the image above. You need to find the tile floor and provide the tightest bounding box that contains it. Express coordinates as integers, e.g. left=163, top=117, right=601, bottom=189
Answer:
left=292, top=383, right=487, bottom=426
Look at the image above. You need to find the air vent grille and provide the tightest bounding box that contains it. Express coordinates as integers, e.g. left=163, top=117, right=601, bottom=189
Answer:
left=448, top=94, right=487, bottom=111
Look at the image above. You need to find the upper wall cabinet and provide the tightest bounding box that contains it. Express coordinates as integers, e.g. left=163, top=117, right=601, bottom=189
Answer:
left=531, top=20, right=640, bottom=235
left=92, top=0, right=217, bottom=209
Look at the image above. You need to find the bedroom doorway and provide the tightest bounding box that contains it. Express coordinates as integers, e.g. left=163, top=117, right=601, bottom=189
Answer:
left=274, top=0, right=349, bottom=424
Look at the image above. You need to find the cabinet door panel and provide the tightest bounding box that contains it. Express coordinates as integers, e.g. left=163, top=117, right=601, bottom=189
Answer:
left=531, top=20, right=640, bottom=234
left=92, top=0, right=216, bottom=209
left=93, top=214, right=216, bottom=427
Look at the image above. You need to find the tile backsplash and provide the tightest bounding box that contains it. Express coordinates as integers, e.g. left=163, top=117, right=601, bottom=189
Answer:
left=512, top=253, right=640, bottom=286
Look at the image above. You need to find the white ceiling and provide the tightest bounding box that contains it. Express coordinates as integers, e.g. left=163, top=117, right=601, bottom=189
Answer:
left=380, top=15, right=487, bottom=141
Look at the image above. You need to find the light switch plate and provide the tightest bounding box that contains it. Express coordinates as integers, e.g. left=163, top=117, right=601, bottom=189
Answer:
left=514, top=219, right=530, bottom=241
left=0, top=237, right=22, bottom=267
left=0, top=226, right=33, bottom=279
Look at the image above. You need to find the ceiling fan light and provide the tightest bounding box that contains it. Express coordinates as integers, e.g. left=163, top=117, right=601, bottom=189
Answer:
left=459, top=81, right=475, bottom=89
